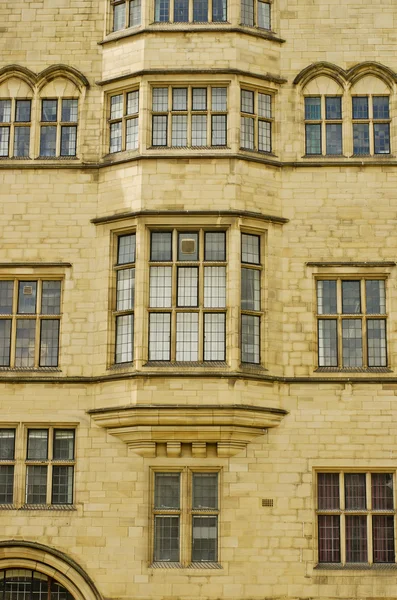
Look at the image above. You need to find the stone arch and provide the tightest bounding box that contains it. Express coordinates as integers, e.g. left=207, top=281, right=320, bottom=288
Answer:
left=0, top=65, right=36, bottom=91
left=0, top=541, right=102, bottom=600
left=293, top=62, right=346, bottom=89
left=37, top=65, right=89, bottom=92
left=346, top=62, right=396, bottom=90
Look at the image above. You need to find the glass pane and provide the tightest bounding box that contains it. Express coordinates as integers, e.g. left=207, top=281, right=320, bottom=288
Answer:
left=178, top=232, right=199, bottom=261
left=204, top=266, right=226, bottom=308
left=371, top=473, right=393, bottom=510
left=352, top=97, right=369, bottom=119
left=129, top=0, right=141, bottom=26
left=40, top=126, right=57, bottom=157
left=18, top=281, right=37, bottom=314
left=192, top=516, right=218, bottom=562
left=118, top=234, right=136, bottom=264
left=318, top=515, right=340, bottom=562
left=61, top=99, right=78, bottom=122
left=192, top=115, right=207, bottom=147
left=241, top=0, right=254, bottom=26
left=366, top=280, right=385, bottom=314
left=27, top=429, right=48, bottom=460
left=52, top=466, right=73, bottom=504
left=367, top=319, right=387, bottom=367
left=151, top=232, right=172, bottom=261
left=258, top=120, right=271, bottom=152
left=241, top=314, right=260, bottom=363
left=211, top=115, right=226, bottom=145
left=305, top=97, right=321, bottom=120
left=0, top=465, right=14, bottom=504
left=115, top=314, right=134, bottom=363
left=172, top=88, right=187, bottom=111
left=51, top=581, right=74, bottom=600
left=345, top=473, right=366, bottom=510
left=174, top=0, right=188, bottom=21
left=342, top=281, right=361, bottom=313
left=241, top=90, right=254, bottom=114
left=15, top=319, right=36, bottom=367
left=113, top=2, right=126, bottom=30
left=0, top=430, right=15, bottom=460
left=155, top=0, right=170, bottom=21
left=0, top=281, right=13, bottom=314
left=346, top=515, right=367, bottom=562
left=373, top=515, right=395, bottom=563
left=374, top=123, right=390, bottom=154
left=149, top=313, right=171, bottom=360
left=15, top=100, right=31, bottom=122
left=0, top=127, right=10, bottom=156
left=318, top=473, right=340, bottom=510
left=241, top=233, right=260, bottom=264
left=353, top=123, right=369, bottom=155
left=176, top=313, right=199, bottom=361
left=153, top=88, right=168, bottom=112
left=373, top=96, right=389, bottom=119
left=110, top=95, right=123, bottom=120
left=126, top=120, right=139, bottom=151
left=204, top=313, right=225, bottom=361
left=171, top=115, right=187, bottom=146
left=0, top=320, right=11, bottom=366
left=116, top=268, right=135, bottom=310
left=154, top=473, right=180, bottom=508
left=305, top=123, right=321, bottom=154
left=126, top=91, right=139, bottom=117
left=53, top=430, right=75, bottom=460
left=193, top=473, right=218, bottom=508
left=241, top=268, right=260, bottom=311
left=149, top=266, right=172, bottom=308
left=212, top=0, right=226, bottom=20
left=41, top=281, right=61, bottom=315
left=192, top=88, right=207, bottom=110
left=325, top=97, right=342, bottom=120
left=342, top=319, right=363, bottom=368
left=193, top=0, right=208, bottom=21
left=152, top=115, right=167, bottom=146
left=257, top=0, right=270, bottom=29
left=0, top=100, right=11, bottom=122
left=110, top=122, right=122, bottom=153
left=326, top=123, right=342, bottom=155
left=317, top=281, right=337, bottom=314
left=205, top=232, right=226, bottom=261
left=177, top=267, right=198, bottom=307
left=318, top=319, right=337, bottom=367
left=26, top=465, right=47, bottom=504
left=241, top=117, right=254, bottom=149
left=154, top=516, right=180, bottom=562
left=60, top=126, right=77, bottom=156
left=40, top=319, right=60, bottom=367
left=14, top=126, right=30, bottom=157
left=258, top=93, right=271, bottom=118
left=42, top=100, right=57, bottom=122
left=212, top=88, right=227, bottom=111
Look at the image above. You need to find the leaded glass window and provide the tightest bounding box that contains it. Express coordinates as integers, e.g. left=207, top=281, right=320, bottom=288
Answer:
left=40, top=98, right=78, bottom=157
left=109, top=90, right=139, bottom=153
left=115, top=233, right=136, bottom=363
left=304, top=96, right=343, bottom=156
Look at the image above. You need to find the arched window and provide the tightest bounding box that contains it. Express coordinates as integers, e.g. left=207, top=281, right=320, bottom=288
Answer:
left=0, top=569, right=75, bottom=599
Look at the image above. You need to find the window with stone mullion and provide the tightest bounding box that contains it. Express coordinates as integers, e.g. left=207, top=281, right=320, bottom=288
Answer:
left=114, top=233, right=136, bottom=364
left=0, top=98, right=31, bottom=158
left=241, top=233, right=262, bottom=364
left=111, top=0, right=141, bottom=31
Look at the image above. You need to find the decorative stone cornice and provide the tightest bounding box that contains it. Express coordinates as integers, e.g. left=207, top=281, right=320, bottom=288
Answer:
left=88, top=404, right=288, bottom=457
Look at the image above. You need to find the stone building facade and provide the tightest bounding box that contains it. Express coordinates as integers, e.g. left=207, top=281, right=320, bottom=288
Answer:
left=0, top=0, right=397, bottom=599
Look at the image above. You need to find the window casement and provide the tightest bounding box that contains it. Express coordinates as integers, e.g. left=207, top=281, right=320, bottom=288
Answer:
left=0, top=279, right=61, bottom=369
left=111, top=0, right=141, bottom=31
left=241, top=233, right=262, bottom=364
left=316, top=278, right=387, bottom=369
left=240, top=89, right=272, bottom=153
left=153, top=0, right=227, bottom=23
left=109, top=90, right=139, bottom=153
left=241, top=0, right=271, bottom=29
left=0, top=98, right=31, bottom=158
left=152, top=470, right=219, bottom=566
left=317, top=472, right=395, bottom=565
left=39, top=98, right=78, bottom=158
left=0, top=570, right=76, bottom=599
left=151, top=86, right=227, bottom=148
left=114, top=234, right=136, bottom=364
left=148, top=230, right=226, bottom=363
left=304, top=96, right=343, bottom=156
left=352, top=96, right=390, bottom=156
left=0, top=427, right=75, bottom=507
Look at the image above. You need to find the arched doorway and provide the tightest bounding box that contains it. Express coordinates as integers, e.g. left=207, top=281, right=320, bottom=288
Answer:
left=0, top=569, right=74, bottom=599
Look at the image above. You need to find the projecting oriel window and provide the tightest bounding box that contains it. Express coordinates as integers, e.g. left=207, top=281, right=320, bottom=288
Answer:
left=240, top=89, right=272, bottom=152
left=109, top=90, right=139, bottom=153
left=241, top=0, right=271, bottom=29
left=111, top=0, right=141, bottom=31
left=154, top=0, right=227, bottom=22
